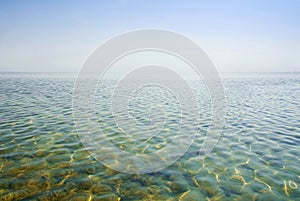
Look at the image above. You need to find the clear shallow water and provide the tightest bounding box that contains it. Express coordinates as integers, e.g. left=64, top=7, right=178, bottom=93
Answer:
left=0, top=72, right=299, bottom=200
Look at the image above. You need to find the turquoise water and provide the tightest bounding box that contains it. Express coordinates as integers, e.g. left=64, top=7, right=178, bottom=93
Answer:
left=0, top=72, right=299, bottom=200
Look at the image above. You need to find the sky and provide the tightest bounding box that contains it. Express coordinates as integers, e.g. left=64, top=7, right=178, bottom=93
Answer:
left=0, top=0, right=299, bottom=72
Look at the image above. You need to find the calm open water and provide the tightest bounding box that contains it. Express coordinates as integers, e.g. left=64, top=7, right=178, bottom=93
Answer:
left=0, top=72, right=299, bottom=200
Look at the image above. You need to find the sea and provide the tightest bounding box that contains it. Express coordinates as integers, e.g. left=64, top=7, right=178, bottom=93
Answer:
left=0, top=72, right=299, bottom=200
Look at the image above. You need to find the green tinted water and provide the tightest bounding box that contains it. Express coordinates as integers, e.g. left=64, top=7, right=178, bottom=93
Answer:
left=0, top=73, right=299, bottom=200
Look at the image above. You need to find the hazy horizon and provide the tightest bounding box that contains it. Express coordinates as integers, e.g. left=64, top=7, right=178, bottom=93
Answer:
left=0, top=0, right=299, bottom=73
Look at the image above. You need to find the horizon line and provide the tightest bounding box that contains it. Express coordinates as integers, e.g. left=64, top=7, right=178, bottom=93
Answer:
left=1, top=71, right=300, bottom=74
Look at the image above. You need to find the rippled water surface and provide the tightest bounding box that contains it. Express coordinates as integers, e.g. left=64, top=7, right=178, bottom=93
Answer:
left=0, top=72, right=299, bottom=200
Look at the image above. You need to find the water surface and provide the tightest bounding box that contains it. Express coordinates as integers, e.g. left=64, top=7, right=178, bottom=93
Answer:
left=0, top=72, right=299, bottom=200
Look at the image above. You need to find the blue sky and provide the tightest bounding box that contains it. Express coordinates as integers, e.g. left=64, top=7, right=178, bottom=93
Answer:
left=0, top=0, right=299, bottom=72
